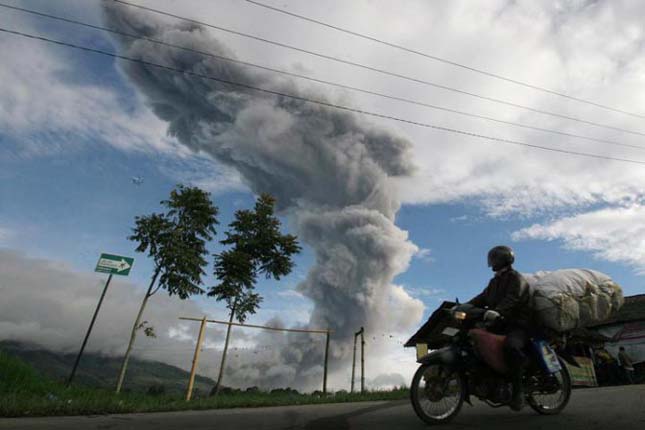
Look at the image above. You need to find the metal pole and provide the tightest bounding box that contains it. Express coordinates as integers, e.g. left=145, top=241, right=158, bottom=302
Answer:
left=360, top=327, right=365, bottom=394
left=186, top=316, right=207, bottom=401
left=67, top=274, right=113, bottom=386
left=351, top=332, right=358, bottom=393
left=323, top=330, right=330, bottom=395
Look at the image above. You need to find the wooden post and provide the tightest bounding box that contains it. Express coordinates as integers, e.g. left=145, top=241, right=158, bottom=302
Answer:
left=323, top=330, right=330, bottom=395
left=186, top=316, right=207, bottom=401
left=178, top=316, right=333, bottom=396
left=351, top=332, right=358, bottom=393
left=360, top=326, right=365, bottom=394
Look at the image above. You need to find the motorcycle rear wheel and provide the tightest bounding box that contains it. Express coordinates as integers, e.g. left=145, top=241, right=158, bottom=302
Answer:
left=527, top=357, right=572, bottom=415
left=410, top=363, right=465, bottom=425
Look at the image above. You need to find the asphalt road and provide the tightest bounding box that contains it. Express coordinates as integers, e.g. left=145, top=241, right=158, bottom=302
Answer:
left=2, top=385, right=644, bottom=430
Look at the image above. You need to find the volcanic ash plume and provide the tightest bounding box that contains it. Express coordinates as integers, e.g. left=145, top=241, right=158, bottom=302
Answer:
left=104, top=3, right=424, bottom=390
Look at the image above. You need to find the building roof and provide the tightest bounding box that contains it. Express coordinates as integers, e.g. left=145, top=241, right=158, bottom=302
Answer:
left=589, top=294, right=645, bottom=328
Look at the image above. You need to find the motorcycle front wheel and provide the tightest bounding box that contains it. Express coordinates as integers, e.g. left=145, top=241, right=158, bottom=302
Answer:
left=527, top=357, right=572, bottom=415
left=410, top=363, right=465, bottom=425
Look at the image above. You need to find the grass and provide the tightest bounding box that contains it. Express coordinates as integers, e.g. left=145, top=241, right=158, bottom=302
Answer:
left=0, top=351, right=408, bottom=417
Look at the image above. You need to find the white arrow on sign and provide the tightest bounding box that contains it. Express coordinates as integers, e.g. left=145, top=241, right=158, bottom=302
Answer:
left=116, top=259, right=131, bottom=272
left=98, top=258, right=131, bottom=272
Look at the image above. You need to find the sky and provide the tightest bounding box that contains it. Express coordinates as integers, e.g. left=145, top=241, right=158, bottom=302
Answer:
left=1, top=0, right=645, bottom=391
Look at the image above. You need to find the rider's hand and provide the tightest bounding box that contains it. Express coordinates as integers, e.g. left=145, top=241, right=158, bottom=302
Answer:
left=483, top=310, right=501, bottom=322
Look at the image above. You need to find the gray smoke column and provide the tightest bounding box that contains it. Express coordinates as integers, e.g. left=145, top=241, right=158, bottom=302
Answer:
left=103, top=3, right=423, bottom=390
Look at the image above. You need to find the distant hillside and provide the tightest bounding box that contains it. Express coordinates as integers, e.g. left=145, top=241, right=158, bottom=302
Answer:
left=0, top=341, right=214, bottom=396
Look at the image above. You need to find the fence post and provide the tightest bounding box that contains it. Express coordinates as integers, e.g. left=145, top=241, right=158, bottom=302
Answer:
left=186, top=316, right=207, bottom=401
left=360, top=326, right=365, bottom=394
left=323, top=330, right=330, bottom=395
left=351, top=332, right=358, bottom=392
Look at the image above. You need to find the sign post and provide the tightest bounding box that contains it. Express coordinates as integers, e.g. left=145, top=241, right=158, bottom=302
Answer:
left=67, top=253, right=134, bottom=386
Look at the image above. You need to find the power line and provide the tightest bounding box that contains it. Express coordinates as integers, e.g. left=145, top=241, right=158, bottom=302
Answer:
left=245, top=0, right=645, bottom=120
left=2, top=2, right=641, bottom=152
left=2, top=27, right=645, bottom=167
left=109, top=0, right=645, bottom=138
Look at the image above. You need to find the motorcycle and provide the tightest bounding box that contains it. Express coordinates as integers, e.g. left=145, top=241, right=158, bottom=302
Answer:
left=409, top=303, right=573, bottom=425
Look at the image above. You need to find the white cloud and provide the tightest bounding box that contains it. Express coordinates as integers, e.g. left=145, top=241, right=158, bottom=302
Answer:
left=513, top=204, right=645, bottom=273
left=160, top=156, right=250, bottom=196
left=276, top=289, right=305, bottom=299
left=450, top=215, right=469, bottom=223
left=369, top=372, right=407, bottom=389
left=0, top=10, right=183, bottom=158
left=413, top=247, right=434, bottom=263
left=370, top=0, right=645, bottom=218
left=406, top=286, right=445, bottom=298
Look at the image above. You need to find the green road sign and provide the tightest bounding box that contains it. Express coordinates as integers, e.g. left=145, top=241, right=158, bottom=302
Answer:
left=95, top=253, right=134, bottom=276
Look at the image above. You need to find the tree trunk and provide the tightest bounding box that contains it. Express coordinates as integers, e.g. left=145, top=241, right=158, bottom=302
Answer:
left=213, top=302, right=236, bottom=397
left=115, top=266, right=160, bottom=393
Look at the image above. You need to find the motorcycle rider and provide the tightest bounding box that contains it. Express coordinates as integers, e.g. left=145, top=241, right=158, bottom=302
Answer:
left=468, top=245, right=531, bottom=411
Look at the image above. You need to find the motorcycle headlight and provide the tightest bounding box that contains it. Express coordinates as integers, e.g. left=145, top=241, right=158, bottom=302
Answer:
left=453, top=311, right=467, bottom=320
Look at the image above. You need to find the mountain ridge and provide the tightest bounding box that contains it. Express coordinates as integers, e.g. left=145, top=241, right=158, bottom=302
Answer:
left=0, top=340, right=215, bottom=396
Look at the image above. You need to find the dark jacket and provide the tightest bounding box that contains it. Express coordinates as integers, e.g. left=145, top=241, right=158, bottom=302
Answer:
left=469, top=267, right=531, bottom=328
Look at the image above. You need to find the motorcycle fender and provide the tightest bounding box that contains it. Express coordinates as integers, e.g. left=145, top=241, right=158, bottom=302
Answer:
left=416, top=346, right=458, bottom=365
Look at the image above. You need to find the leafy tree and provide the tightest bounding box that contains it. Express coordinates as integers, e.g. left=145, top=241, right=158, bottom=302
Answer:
left=209, top=193, right=300, bottom=395
left=115, top=185, right=218, bottom=393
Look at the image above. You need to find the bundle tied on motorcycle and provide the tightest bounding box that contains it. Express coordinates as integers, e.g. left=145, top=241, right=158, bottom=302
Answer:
left=522, top=269, right=624, bottom=332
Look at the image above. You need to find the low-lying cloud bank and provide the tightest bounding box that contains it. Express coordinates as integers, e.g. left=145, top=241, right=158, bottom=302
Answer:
left=0, top=249, right=225, bottom=359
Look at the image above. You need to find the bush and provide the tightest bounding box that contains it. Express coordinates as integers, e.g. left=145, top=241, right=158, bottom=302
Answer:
left=269, top=387, right=299, bottom=395
left=209, top=386, right=240, bottom=396
left=146, top=384, right=165, bottom=396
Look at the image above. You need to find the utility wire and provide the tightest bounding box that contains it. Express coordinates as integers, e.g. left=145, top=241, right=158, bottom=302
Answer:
left=245, top=0, right=645, bottom=120
left=2, top=2, right=641, bottom=152
left=109, top=0, right=645, bottom=138
left=2, top=27, right=645, bottom=167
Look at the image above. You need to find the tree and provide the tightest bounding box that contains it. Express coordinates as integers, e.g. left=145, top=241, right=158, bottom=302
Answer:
left=209, top=193, right=301, bottom=395
left=115, top=185, right=218, bottom=393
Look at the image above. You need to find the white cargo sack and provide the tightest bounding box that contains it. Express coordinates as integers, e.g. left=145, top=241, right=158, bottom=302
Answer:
left=522, top=269, right=624, bottom=332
